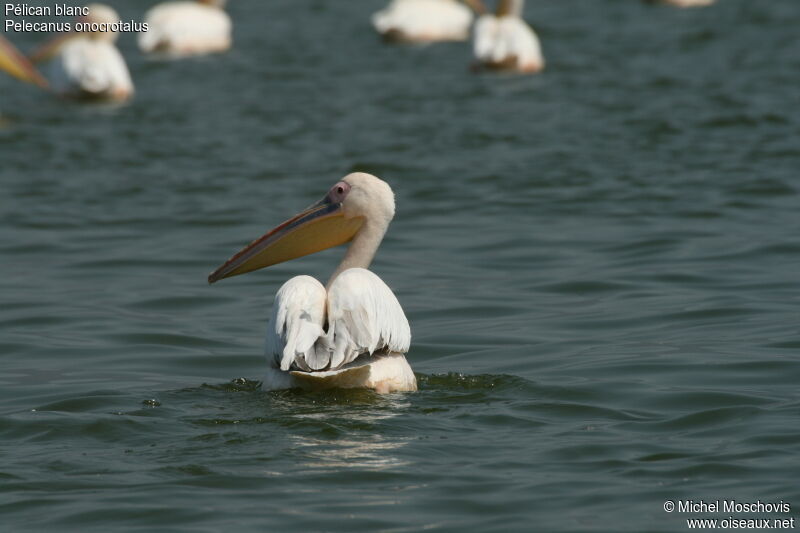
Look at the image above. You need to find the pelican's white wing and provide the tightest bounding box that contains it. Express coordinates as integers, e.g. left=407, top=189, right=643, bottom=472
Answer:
left=473, top=15, right=544, bottom=71
left=51, top=39, right=133, bottom=98
left=501, top=18, right=543, bottom=69
left=265, top=269, right=410, bottom=373
left=139, top=2, right=231, bottom=56
left=372, top=0, right=473, bottom=41
left=660, top=0, right=715, bottom=6
left=473, top=15, right=499, bottom=60
left=324, top=268, right=411, bottom=369
left=265, top=275, right=327, bottom=372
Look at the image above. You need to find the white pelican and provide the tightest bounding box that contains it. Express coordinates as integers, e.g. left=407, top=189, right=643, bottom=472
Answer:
left=372, top=0, right=484, bottom=43
left=208, top=173, right=416, bottom=394
left=473, top=0, right=545, bottom=73
left=0, top=36, right=48, bottom=88
left=138, top=0, right=232, bottom=57
left=31, top=4, right=134, bottom=102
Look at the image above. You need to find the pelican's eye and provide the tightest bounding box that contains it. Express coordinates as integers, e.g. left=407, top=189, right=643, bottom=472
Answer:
left=328, top=181, right=351, bottom=203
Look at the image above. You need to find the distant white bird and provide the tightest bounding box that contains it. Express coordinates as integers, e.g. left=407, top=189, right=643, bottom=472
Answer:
left=209, top=173, right=416, bottom=394
left=473, top=0, right=544, bottom=73
left=138, top=0, right=231, bottom=57
left=372, top=0, right=483, bottom=43
left=31, top=4, right=134, bottom=102
left=646, top=0, right=715, bottom=7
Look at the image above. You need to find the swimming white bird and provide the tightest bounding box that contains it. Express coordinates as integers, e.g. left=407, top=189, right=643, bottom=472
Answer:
left=209, top=173, right=416, bottom=394
left=31, top=4, right=134, bottom=102
left=0, top=36, right=47, bottom=88
left=138, top=0, right=232, bottom=57
left=473, top=0, right=544, bottom=73
left=372, top=0, right=483, bottom=43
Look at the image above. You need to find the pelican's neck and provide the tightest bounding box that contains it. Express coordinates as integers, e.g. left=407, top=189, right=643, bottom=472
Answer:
left=497, top=0, right=524, bottom=17
left=327, top=219, right=387, bottom=288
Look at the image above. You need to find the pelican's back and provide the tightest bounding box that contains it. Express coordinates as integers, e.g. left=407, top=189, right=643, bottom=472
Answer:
left=265, top=275, right=327, bottom=372
left=50, top=38, right=133, bottom=100
left=373, top=0, right=474, bottom=42
left=264, top=269, right=411, bottom=384
left=139, top=1, right=231, bottom=56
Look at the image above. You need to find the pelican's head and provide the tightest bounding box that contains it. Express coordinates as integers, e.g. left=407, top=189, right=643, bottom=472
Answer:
left=208, top=173, right=394, bottom=283
left=80, top=4, right=122, bottom=42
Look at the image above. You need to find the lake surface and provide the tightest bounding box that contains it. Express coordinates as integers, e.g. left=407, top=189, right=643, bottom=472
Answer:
left=1, top=0, right=799, bottom=531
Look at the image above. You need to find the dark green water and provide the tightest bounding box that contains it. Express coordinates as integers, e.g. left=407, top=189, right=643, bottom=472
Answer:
left=2, top=1, right=799, bottom=531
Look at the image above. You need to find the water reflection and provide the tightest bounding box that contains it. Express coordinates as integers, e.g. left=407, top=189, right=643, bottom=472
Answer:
left=290, top=435, right=411, bottom=471
left=285, top=393, right=412, bottom=472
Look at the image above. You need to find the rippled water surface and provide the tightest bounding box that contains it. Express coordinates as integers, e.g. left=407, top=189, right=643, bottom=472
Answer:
left=2, top=1, right=799, bottom=531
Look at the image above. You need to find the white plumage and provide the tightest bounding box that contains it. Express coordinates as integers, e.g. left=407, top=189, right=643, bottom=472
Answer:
left=138, top=1, right=232, bottom=57
left=266, top=275, right=327, bottom=372
left=49, top=39, right=133, bottom=100
left=40, top=4, right=133, bottom=101
left=473, top=0, right=544, bottom=73
left=325, top=268, right=411, bottom=366
left=372, top=0, right=475, bottom=43
left=267, top=268, right=410, bottom=374
left=0, top=36, right=47, bottom=88
left=209, top=173, right=416, bottom=393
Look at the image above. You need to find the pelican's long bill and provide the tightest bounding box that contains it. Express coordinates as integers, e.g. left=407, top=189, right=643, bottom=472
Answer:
left=0, top=36, right=47, bottom=87
left=208, top=198, right=364, bottom=283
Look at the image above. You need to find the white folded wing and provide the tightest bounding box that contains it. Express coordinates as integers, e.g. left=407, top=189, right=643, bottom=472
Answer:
left=50, top=38, right=133, bottom=98
left=265, top=268, right=411, bottom=373
left=474, top=14, right=544, bottom=71
left=372, top=0, right=474, bottom=42
left=138, top=1, right=232, bottom=56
